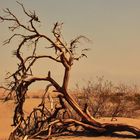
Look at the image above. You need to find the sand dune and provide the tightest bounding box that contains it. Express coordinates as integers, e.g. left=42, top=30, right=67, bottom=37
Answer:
left=0, top=100, right=14, bottom=140
left=0, top=98, right=140, bottom=140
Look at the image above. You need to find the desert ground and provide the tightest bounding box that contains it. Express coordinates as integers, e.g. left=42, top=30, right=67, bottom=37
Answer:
left=0, top=96, right=140, bottom=140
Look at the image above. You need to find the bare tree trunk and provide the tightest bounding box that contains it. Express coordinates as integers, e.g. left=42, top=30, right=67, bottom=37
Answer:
left=61, top=68, right=100, bottom=126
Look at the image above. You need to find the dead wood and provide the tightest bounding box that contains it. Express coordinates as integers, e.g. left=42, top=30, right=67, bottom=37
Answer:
left=0, top=2, right=140, bottom=139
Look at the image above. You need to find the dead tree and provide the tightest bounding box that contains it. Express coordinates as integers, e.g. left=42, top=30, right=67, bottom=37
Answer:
left=1, top=2, right=140, bottom=139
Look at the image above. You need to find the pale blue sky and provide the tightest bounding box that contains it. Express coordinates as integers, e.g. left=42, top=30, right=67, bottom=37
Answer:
left=0, top=0, right=140, bottom=89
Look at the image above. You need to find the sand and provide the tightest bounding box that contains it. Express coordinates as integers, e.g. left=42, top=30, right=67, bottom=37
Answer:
left=0, top=100, right=14, bottom=140
left=0, top=98, right=140, bottom=140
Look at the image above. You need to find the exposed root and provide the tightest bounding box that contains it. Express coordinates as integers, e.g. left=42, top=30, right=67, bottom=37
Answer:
left=8, top=94, right=140, bottom=139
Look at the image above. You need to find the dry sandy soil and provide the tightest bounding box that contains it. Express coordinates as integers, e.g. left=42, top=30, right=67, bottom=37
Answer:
left=0, top=98, right=140, bottom=140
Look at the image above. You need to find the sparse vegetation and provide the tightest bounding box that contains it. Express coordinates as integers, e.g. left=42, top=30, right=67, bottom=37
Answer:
left=31, top=95, right=40, bottom=99
left=74, top=78, right=140, bottom=119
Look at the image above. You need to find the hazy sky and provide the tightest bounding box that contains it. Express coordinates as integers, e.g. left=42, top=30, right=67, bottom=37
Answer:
left=0, top=0, right=140, bottom=89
